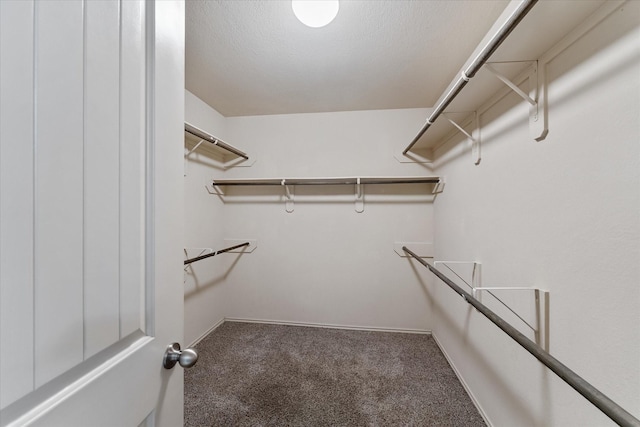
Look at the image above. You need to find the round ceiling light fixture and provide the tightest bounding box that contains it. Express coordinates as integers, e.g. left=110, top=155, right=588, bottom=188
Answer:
left=292, top=0, right=339, bottom=28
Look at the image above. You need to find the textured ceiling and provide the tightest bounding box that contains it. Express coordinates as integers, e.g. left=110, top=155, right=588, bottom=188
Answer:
left=185, top=0, right=510, bottom=117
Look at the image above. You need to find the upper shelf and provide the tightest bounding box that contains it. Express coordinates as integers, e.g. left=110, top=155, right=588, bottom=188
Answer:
left=184, top=122, right=249, bottom=160
left=404, top=0, right=608, bottom=155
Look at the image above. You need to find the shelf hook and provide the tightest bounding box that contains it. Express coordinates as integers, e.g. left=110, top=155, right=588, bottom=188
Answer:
left=355, top=177, right=364, bottom=213
left=282, top=179, right=294, bottom=213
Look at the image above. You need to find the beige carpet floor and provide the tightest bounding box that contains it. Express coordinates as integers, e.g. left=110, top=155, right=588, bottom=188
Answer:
left=185, top=321, right=485, bottom=426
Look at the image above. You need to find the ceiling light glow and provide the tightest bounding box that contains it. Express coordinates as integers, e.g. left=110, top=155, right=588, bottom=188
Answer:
left=292, top=0, right=339, bottom=28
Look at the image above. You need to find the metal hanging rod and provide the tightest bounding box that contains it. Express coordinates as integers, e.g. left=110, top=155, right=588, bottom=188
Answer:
left=184, top=122, right=249, bottom=160
left=184, top=242, right=250, bottom=265
left=403, top=0, right=538, bottom=155
left=212, top=176, right=441, bottom=186
left=402, top=247, right=640, bottom=427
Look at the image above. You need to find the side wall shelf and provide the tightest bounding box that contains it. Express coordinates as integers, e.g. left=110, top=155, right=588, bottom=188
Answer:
left=400, top=0, right=550, bottom=165
left=185, top=122, right=248, bottom=160
left=184, top=122, right=254, bottom=173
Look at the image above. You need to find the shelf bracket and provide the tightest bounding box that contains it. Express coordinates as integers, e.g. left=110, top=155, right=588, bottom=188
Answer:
left=433, top=261, right=482, bottom=289
left=186, top=139, right=206, bottom=157
left=472, top=286, right=550, bottom=351
left=355, top=177, right=364, bottom=213
left=484, top=61, right=547, bottom=141
left=183, top=248, right=212, bottom=283
left=434, top=260, right=548, bottom=350
left=485, top=63, right=536, bottom=106
left=184, top=139, right=206, bottom=176
left=282, top=179, right=295, bottom=213
left=444, top=112, right=480, bottom=165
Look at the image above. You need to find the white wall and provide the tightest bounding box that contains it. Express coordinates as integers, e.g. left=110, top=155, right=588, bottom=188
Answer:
left=184, top=3, right=639, bottom=423
left=431, top=3, right=640, bottom=426
left=221, top=109, right=436, bottom=331
left=184, top=95, right=437, bottom=336
left=184, top=91, right=230, bottom=345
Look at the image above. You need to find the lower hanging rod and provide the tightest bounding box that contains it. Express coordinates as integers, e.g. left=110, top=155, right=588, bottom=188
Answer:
left=402, top=247, right=640, bottom=427
left=184, top=242, right=250, bottom=265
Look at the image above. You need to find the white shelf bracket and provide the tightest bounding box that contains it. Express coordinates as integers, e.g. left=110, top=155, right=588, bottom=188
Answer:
left=433, top=260, right=549, bottom=350
left=185, top=139, right=206, bottom=157
left=355, top=177, right=364, bottom=213
left=184, top=139, right=206, bottom=176
left=183, top=247, right=213, bottom=275
left=433, top=261, right=482, bottom=291
left=444, top=112, right=480, bottom=165
left=473, top=285, right=550, bottom=351
left=282, top=179, right=295, bottom=213
left=484, top=61, right=547, bottom=141
left=394, top=149, right=434, bottom=164
left=485, top=62, right=537, bottom=106
left=205, top=180, right=226, bottom=203
left=395, top=242, right=433, bottom=258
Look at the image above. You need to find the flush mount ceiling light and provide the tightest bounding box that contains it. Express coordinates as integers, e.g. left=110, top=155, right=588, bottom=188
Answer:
left=292, top=0, right=339, bottom=28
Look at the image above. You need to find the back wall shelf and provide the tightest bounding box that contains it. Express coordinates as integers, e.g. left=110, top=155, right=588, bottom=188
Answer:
left=207, top=176, right=443, bottom=213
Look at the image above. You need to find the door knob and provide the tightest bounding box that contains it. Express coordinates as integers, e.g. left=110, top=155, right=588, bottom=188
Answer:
left=163, top=342, right=198, bottom=369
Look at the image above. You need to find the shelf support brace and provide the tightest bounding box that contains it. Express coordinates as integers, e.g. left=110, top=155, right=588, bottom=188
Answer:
left=472, top=286, right=549, bottom=351
left=184, top=139, right=206, bottom=176
left=484, top=61, right=547, bottom=141
left=355, top=177, right=364, bottom=213
left=433, top=260, right=548, bottom=350
left=282, top=179, right=295, bottom=213
left=484, top=63, right=536, bottom=106
left=433, top=177, right=445, bottom=194
left=444, top=112, right=480, bottom=165
left=185, top=139, right=206, bottom=157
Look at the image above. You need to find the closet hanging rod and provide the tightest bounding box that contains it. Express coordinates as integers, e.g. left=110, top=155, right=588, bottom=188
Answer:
left=184, top=242, right=250, bottom=265
left=403, top=0, right=538, bottom=155
left=402, top=247, right=640, bottom=427
left=184, top=122, right=249, bottom=160
left=212, top=177, right=441, bottom=186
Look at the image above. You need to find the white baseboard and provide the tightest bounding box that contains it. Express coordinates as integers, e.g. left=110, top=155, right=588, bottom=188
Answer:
left=432, top=333, right=492, bottom=427
left=224, top=317, right=431, bottom=335
left=189, top=317, right=226, bottom=347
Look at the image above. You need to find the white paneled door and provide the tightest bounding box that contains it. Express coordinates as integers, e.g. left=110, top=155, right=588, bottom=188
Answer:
left=0, top=1, right=185, bottom=426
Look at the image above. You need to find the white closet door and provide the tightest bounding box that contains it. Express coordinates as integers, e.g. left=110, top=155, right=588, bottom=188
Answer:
left=0, top=1, right=185, bottom=426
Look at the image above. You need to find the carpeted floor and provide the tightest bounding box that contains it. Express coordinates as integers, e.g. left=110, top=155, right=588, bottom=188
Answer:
left=185, top=322, right=485, bottom=426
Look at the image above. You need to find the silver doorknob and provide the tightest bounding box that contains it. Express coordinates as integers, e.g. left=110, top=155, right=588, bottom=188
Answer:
left=163, top=342, right=198, bottom=369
